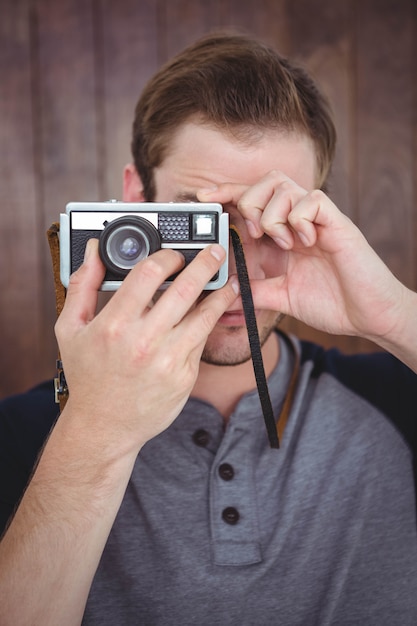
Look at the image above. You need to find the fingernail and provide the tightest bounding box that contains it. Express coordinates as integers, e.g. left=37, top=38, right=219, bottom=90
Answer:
left=230, top=276, right=240, bottom=295
left=297, top=231, right=310, bottom=247
left=199, top=185, right=218, bottom=195
left=245, top=219, right=260, bottom=238
left=273, top=237, right=291, bottom=250
left=209, top=244, right=225, bottom=261
left=83, top=239, right=94, bottom=261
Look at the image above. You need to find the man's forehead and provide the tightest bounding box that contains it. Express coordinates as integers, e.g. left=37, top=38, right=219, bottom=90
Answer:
left=154, top=121, right=318, bottom=195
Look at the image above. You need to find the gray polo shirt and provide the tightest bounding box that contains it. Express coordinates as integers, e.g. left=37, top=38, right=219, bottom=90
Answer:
left=82, top=334, right=417, bottom=625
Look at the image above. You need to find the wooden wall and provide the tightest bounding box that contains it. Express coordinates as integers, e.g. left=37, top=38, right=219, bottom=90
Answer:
left=1, top=0, right=416, bottom=398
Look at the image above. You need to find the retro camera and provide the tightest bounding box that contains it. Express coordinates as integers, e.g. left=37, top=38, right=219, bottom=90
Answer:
left=59, top=201, right=229, bottom=290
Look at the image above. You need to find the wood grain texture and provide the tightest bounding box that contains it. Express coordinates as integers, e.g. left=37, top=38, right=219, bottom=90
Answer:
left=0, top=0, right=416, bottom=396
left=33, top=0, right=102, bottom=380
left=0, top=0, right=44, bottom=397
left=356, top=0, right=415, bottom=286
left=97, top=0, right=160, bottom=200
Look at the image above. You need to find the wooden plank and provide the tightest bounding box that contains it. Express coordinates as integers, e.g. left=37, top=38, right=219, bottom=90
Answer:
left=97, top=0, right=159, bottom=200
left=34, top=0, right=101, bottom=378
left=161, top=0, right=290, bottom=59
left=0, top=0, right=44, bottom=397
left=226, top=0, right=290, bottom=52
left=161, top=0, right=222, bottom=59
left=356, top=0, right=415, bottom=288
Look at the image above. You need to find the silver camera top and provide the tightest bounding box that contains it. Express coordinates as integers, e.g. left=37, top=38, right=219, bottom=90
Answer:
left=60, top=200, right=229, bottom=291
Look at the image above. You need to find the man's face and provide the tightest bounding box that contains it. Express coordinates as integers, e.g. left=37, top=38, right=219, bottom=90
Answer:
left=152, top=121, right=317, bottom=366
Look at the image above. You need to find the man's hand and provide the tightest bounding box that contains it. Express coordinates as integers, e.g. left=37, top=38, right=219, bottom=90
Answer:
left=55, top=239, right=239, bottom=456
left=199, top=171, right=417, bottom=369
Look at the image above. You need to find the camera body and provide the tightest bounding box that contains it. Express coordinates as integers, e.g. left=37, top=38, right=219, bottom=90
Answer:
left=60, top=201, right=229, bottom=290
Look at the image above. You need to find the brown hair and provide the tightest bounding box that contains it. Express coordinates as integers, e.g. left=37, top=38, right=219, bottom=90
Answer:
left=131, top=32, right=336, bottom=199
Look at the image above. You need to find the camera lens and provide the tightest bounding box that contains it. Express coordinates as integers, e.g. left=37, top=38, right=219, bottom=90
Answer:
left=99, top=216, right=161, bottom=277
left=109, top=229, right=147, bottom=266
left=117, top=236, right=141, bottom=260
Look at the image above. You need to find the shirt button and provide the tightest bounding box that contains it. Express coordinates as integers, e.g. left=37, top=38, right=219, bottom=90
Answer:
left=222, top=507, right=240, bottom=525
left=218, top=463, right=235, bottom=481
left=192, top=429, right=210, bottom=447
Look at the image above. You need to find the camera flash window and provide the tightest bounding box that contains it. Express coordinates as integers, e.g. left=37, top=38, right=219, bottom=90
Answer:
left=192, top=214, right=216, bottom=240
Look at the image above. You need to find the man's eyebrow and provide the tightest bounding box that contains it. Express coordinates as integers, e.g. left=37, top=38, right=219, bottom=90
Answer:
left=173, top=192, right=199, bottom=203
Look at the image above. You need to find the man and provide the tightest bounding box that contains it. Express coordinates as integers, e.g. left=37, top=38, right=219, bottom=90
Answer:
left=1, top=33, right=417, bottom=625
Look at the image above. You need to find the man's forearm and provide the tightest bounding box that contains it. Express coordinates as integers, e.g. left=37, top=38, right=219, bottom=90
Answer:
left=370, top=286, right=417, bottom=374
left=0, top=408, right=138, bottom=626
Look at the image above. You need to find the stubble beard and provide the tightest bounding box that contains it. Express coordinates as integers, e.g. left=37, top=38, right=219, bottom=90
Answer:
left=201, top=313, right=284, bottom=366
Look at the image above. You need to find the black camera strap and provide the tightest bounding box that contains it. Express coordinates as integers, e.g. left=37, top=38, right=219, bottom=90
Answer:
left=229, top=226, right=281, bottom=448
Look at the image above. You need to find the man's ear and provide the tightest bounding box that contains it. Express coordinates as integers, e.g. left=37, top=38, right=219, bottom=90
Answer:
left=123, top=164, right=146, bottom=201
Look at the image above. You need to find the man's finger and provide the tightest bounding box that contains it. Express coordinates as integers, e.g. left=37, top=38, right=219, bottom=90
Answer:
left=173, top=276, right=240, bottom=351
left=146, top=244, right=229, bottom=332
left=102, top=248, right=186, bottom=321
left=57, top=239, right=105, bottom=330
